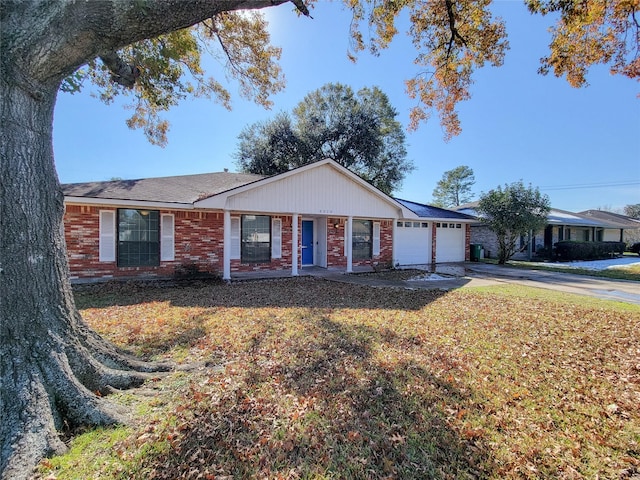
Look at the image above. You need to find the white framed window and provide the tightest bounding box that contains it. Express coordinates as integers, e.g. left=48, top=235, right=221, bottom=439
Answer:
left=117, top=209, right=160, bottom=267
left=99, top=210, right=116, bottom=262
left=272, top=218, right=282, bottom=259
left=352, top=219, right=373, bottom=260
left=241, top=214, right=271, bottom=263
left=160, top=214, right=175, bottom=261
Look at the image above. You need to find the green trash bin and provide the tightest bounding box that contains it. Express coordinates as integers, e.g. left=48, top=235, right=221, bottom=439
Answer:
left=470, top=243, right=482, bottom=262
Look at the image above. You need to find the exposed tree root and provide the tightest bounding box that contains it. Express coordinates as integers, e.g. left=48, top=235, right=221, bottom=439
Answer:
left=0, top=323, right=170, bottom=480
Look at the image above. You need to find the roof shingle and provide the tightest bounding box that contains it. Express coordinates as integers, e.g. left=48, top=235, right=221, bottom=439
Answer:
left=62, top=172, right=264, bottom=205
left=395, top=198, right=476, bottom=220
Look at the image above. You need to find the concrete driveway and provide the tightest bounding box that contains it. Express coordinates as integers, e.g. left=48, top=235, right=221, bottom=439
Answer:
left=313, top=263, right=640, bottom=306
left=464, top=263, right=640, bottom=305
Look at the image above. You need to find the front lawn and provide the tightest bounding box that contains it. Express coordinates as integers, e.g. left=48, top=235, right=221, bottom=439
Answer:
left=37, top=278, right=640, bottom=479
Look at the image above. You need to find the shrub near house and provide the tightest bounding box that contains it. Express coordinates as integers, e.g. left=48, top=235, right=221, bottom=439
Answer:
left=554, top=241, right=625, bottom=261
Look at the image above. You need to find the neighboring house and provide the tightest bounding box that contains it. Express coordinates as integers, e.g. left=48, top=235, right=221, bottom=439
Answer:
left=579, top=210, right=640, bottom=246
left=454, top=202, right=622, bottom=259
left=62, top=159, right=474, bottom=282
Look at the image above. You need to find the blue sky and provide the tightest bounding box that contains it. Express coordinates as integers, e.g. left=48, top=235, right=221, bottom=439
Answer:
left=53, top=1, right=639, bottom=212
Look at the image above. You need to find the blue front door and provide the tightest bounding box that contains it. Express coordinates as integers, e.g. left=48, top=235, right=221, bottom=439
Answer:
left=302, top=220, right=314, bottom=265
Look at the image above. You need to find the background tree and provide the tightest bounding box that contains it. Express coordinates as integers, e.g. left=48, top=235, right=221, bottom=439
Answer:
left=235, top=112, right=304, bottom=176
left=624, top=204, right=640, bottom=219
left=236, top=83, right=413, bottom=194
left=2, top=0, right=638, bottom=477
left=431, top=165, right=475, bottom=207
left=477, top=181, right=551, bottom=264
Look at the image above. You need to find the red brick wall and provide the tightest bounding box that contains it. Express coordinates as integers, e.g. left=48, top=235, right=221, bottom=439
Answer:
left=64, top=205, right=395, bottom=280
left=465, top=223, right=471, bottom=261
left=64, top=205, right=226, bottom=280
left=172, top=210, right=223, bottom=274
left=326, top=218, right=393, bottom=269
left=230, top=215, right=293, bottom=273
left=326, top=217, right=346, bottom=268
left=372, top=219, right=393, bottom=268
left=64, top=206, right=299, bottom=280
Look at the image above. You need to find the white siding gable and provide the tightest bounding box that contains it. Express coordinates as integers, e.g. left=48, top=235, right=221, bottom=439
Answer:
left=197, top=163, right=402, bottom=219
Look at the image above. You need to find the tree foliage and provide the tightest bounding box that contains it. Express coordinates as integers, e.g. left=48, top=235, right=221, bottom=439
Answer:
left=235, top=83, right=413, bottom=194
left=61, top=0, right=639, bottom=144
left=62, top=11, right=286, bottom=146
left=477, top=181, right=551, bottom=264
left=624, top=203, right=640, bottom=219
left=526, top=0, right=640, bottom=87
left=432, top=165, right=475, bottom=207
left=345, top=0, right=638, bottom=138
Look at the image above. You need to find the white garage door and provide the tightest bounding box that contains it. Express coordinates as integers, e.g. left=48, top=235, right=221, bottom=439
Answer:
left=395, top=220, right=431, bottom=265
left=435, top=222, right=465, bottom=262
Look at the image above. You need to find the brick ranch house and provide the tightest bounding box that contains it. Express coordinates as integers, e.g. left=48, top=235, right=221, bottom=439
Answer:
left=62, top=159, right=475, bottom=282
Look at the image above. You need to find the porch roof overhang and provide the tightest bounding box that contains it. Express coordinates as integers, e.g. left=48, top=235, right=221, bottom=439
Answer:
left=64, top=196, right=195, bottom=210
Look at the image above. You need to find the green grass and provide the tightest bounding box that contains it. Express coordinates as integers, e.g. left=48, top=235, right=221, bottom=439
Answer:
left=36, top=278, right=640, bottom=479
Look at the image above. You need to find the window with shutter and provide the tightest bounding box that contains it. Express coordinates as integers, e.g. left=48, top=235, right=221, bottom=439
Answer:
left=373, top=222, right=381, bottom=256
left=230, top=217, right=240, bottom=260
left=99, top=210, right=116, bottom=262
left=272, top=218, right=282, bottom=259
left=160, top=214, right=175, bottom=261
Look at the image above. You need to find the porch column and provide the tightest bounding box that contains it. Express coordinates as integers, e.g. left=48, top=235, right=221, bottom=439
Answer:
left=223, top=210, right=231, bottom=280
left=292, top=213, right=299, bottom=276
left=346, top=216, right=353, bottom=273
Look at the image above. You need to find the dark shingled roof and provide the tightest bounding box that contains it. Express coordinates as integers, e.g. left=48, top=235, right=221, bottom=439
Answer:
left=579, top=210, right=640, bottom=229
left=62, top=172, right=264, bottom=204
left=395, top=198, right=476, bottom=220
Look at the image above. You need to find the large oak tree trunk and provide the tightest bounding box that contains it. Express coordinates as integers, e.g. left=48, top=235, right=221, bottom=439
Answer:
left=0, top=75, right=163, bottom=480
left=0, top=1, right=296, bottom=477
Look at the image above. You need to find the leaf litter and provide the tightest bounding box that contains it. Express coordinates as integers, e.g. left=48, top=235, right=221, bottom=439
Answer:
left=37, top=277, right=640, bottom=479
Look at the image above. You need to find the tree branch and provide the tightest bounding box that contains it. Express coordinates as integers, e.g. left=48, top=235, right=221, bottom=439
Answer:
left=99, top=51, right=139, bottom=88
left=9, top=0, right=304, bottom=86
left=290, top=0, right=313, bottom=18
left=444, top=0, right=467, bottom=58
